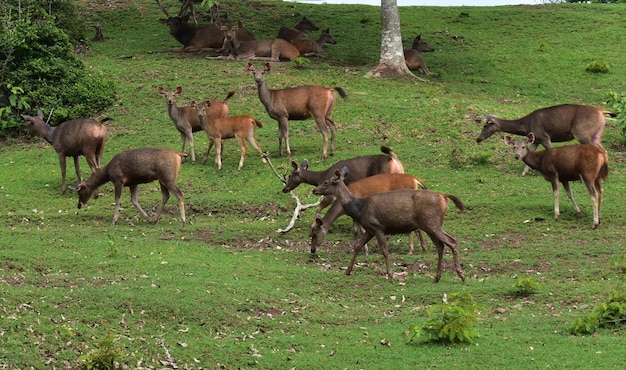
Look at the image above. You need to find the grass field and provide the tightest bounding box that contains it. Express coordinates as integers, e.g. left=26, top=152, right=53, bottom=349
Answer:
left=1, top=1, right=625, bottom=368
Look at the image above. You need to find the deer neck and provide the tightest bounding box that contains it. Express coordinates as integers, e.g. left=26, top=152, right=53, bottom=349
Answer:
left=520, top=148, right=542, bottom=170
left=85, top=167, right=110, bottom=189
left=335, top=181, right=363, bottom=222
left=497, top=118, right=531, bottom=136
left=166, top=101, right=183, bottom=121
left=256, top=79, right=273, bottom=109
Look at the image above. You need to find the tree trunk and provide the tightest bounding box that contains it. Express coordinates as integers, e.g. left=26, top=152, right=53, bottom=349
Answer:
left=367, top=0, right=412, bottom=78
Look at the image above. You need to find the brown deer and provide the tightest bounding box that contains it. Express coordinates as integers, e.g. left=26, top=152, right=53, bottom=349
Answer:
left=313, top=167, right=466, bottom=283
left=504, top=133, right=608, bottom=229
left=157, top=86, right=234, bottom=164
left=156, top=0, right=254, bottom=52
left=75, top=148, right=187, bottom=226
left=21, top=111, right=109, bottom=195
left=247, top=63, right=347, bottom=159
left=404, top=35, right=434, bottom=74
left=192, top=101, right=266, bottom=170
left=311, top=173, right=428, bottom=255
left=223, top=25, right=300, bottom=61
left=276, top=15, right=320, bottom=44
left=477, top=104, right=615, bottom=175
left=292, top=28, right=337, bottom=57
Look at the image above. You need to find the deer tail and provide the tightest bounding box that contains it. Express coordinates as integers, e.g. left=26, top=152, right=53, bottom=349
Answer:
left=333, top=87, right=347, bottom=100
left=444, top=194, right=466, bottom=212
left=254, top=119, right=264, bottom=128
left=223, top=90, right=236, bottom=104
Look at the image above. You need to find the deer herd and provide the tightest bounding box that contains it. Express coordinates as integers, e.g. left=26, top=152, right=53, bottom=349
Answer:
left=20, top=8, right=616, bottom=283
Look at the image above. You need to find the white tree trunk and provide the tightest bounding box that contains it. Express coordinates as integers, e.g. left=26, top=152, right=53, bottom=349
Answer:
left=367, top=0, right=412, bottom=77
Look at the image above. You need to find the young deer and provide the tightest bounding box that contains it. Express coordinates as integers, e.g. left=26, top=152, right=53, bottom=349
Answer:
left=404, top=34, right=434, bottom=74
left=247, top=63, right=347, bottom=159
left=313, top=167, right=466, bottom=283
left=193, top=101, right=266, bottom=170
left=505, top=133, right=608, bottom=229
left=75, top=148, right=187, bottom=226
left=276, top=15, right=320, bottom=44
left=311, top=173, right=428, bottom=255
left=21, top=111, right=109, bottom=195
left=291, top=28, right=337, bottom=57
left=157, top=86, right=234, bottom=163
left=478, top=104, right=615, bottom=175
left=223, top=25, right=300, bottom=61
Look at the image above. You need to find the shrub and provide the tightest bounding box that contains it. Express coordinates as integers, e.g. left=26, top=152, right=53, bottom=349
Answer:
left=80, top=333, right=125, bottom=370
left=0, top=0, right=115, bottom=134
left=585, top=60, right=610, bottom=73
left=509, top=277, right=542, bottom=297
left=605, top=91, right=626, bottom=142
left=406, top=292, right=482, bottom=344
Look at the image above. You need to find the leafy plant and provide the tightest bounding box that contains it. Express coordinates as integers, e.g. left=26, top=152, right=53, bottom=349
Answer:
left=290, top=56, right=312, bottom=69
left=605, top=91, right=626, bottom=141
left=0, top=83, right=30, bottom=129
left=569, top=282, right=626, bottom=335
left=406, top=292, right=483, bottom=344
left=585, top=60, right=610, bottom=73
left=80, top=333, right=124, bottom=370
left=509, top=277, right=542, bottom=297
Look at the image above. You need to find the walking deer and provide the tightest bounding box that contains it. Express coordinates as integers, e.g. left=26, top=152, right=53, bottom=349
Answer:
left=75, top=148, right=187, bottom=226
left=311, top=173, right=428, bottom=255
left=504, top=133, right=608, bottom=229
left=192, top=101, right=266, bottom=170
left=223, top=25, right=300, bottom=61
left=477, top=104, right=615, bottom=175
left=21, top=111, right=109, bottom=195
left=157, top=86, right=234, bottom=164
left=313, top=167, right=466, bottom=283
left=247, top=63, right=347, bottom=159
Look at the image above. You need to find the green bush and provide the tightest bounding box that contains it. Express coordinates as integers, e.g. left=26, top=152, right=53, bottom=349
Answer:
left=585, top=60, right=610, bottom=73
left=605, top=91, right=626, bottom=142
left=406, top=292, right=482, bottom=344
left=0, top=0, right=115, bottom=133
left=509, top=277, right=542, bottom=297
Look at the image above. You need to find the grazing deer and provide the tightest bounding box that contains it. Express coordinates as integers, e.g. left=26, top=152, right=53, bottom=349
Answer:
left=292, top=28, right=337, bottom=57
left=223, top=25, right=300, bottom=61
left=247, top=63, right=347, bottom=159
left=404, top=35, right=434, bottom=74
left=504, top=133, right=608, bottom=229
left=313, top=167, right=466, bottom=283
left=477, top=104, right=615, bottom=175
left=192, top=101, right=266, bottom=170
left=311, top=173, right=428, bottom=255
left=276, top=15, right=320, bottom=43
left=156, top=0, right=254, bottom=52
left=157, top=86, right=234, bottom=164
left=75, top=148, right=187, bottom=226
left=21, top=111, right=109, bottom=195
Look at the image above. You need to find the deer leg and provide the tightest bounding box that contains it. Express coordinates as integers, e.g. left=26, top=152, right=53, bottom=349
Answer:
left=561, top=181, right=581, bottom=217
left=169, top=183, right=186, bottom=227
left=129, top=184, right=152, bottom=223
left=582, top=176, right=601, bottom=229
left=83, top=153, right=100, bottom=198
left=203, top=138, right=215, bottom=165
left=186, top=131, right=196, bottom=164
left=417, top=229, right=428, bottom=252
left=326, top=118, right=337, bottom=157
left=247, top=130, right=266, bottom=165
left=374, top=231, right=393, bottom=282
left=58, top=154, right=68, bottom=195
left=214, top=136, right=223, bottom=170
left=551, top=180, right=561, bottom=220
left=152, top=181, right=172, bottom=224
left=277, top=118, right=290, bottom=157
left=346, top=231, right=374, bottom=276
left=313, top=116, right=329, bottom=159
left=352, top=222, right=370, bottom=257
left=112, top=184, right=125, bottom=225
left=237, top=136, right=247, bottom=170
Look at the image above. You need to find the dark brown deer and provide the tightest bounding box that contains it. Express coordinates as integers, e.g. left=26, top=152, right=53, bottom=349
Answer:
left=292, top=28, right=337, bottom=57
left=477, top=104, right=615, bottom=175
left=313, top=167, right=466, bottom=283
left=311, top=173, right=428, bottom=255
left=504, top=133, right=608, bottom=229
left=247, top=63, right=347, bottom=159
left=192, top=101, right=266, bottom=170
left=223, top=25, right=300, bottom=61
left=21, top=111, right=109, bottom=195
left=404, top=35, right=434, bottom=74
left=157, top=86, right=234, bottom=164
left=156, top=0, right=254, bottom=52
left=75, top=148, right=187, bottom=226
left=276, top=15, right=320, bottom=44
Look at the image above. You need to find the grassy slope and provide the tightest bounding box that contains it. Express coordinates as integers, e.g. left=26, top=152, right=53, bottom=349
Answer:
left=1, top=1, right=625, bottom=368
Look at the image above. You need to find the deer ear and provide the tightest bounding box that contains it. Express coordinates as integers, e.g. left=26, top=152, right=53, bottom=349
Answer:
left=527, top=133, right=535, bottom=143
left=291, top=160, right=298, bottom=170
left=504, top=136, right=513, bottom=145
left=175, top=86, right=183, bottom=94
left=339, top=166, right=349, bottom=178
left=246, top=62, right=254, bottom=71
left=264, top=63, right=271, bottom=72
left=301, top=159, right=309, bottom=169
left=314, top=216, right=323, bottom=227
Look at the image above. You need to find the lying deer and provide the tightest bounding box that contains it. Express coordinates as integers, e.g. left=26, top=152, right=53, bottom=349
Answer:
left=157, top=86, right=234, bottom=163
left=404, top=34, right=434, bottom=74
left=223, top=25, right=300, bottom=61
left=292, top=28, right=337, bottom=57
left=311, top=173, right=428, bottom=255
left=21, top=111, right=109, bottom=195
left=505, top=133, right=608, bottom=229
left=276, top=15, right=320, bottom=44
left=75, top=147, right=187, bottom=226
left=247, top=63, right=347, bottom=159
left=193, top=101, right=266, bottom=170
left=313, top=167, right=466, bottom=283
left=477, top=104, right=615, bottom=175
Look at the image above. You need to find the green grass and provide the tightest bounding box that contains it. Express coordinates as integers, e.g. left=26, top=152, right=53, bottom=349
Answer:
left=2, top=1, right=626, bottom=368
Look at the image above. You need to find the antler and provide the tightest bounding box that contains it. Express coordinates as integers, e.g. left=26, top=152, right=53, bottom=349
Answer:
left=155, top=0, right=170, bottom=18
